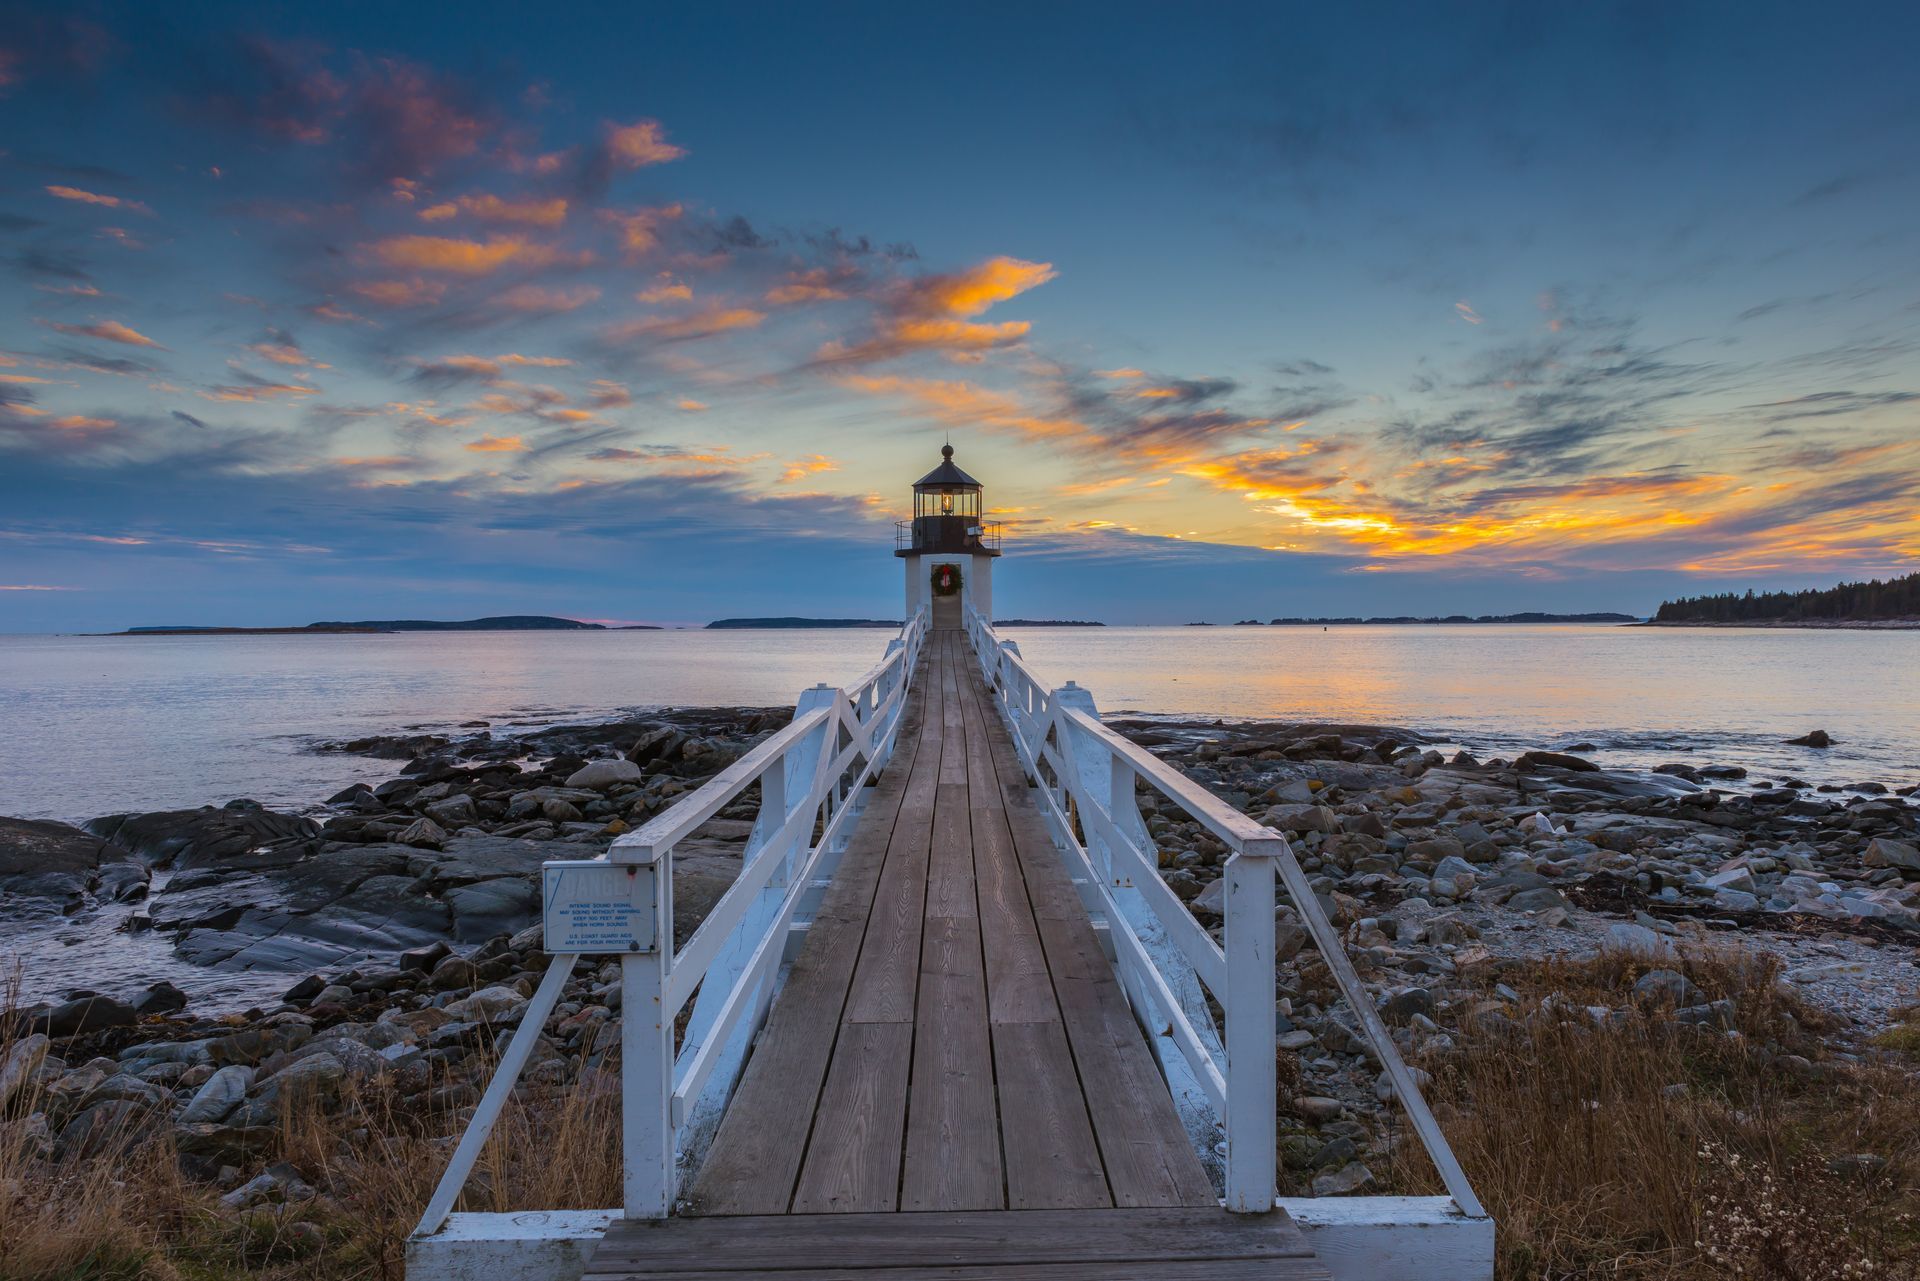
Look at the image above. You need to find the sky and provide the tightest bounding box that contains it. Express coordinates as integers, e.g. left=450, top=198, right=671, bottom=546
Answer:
left=1, top=1, right=1917, bottom=629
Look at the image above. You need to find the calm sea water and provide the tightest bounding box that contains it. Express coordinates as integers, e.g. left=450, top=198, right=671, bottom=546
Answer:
left=2, top=624, right=1917, bottom=826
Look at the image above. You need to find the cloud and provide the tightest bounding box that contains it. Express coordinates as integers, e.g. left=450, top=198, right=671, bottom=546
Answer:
left=586, top=380, right=632, bottom=408
left=45, top=185, right=153, bottom=215
left=44, top=319, right=164, bottom=348
left=419, top=194, right=569, bottom=227
left=350, top=278, right=446, bottom=308
left=200, top=380, right=321, bottom=403
left=492, top=283, right=601, bottom=313
left=602, top=204, right=684, bottom=257
left=466, top=433, right=527, bottom=453
left=604, top=305, right=765, bottom=343
left=779, top=453, right=838, bottom=483
left=1743, top=390, right=1920, bottom=422
left=605, top=119, right=686, bottom=168
left=0, top=584, right=81, bottom=591
left=245, top=328, right=328, bottom=368
left=816, top=256, right=1057, bottom=364
left=766, top=267, right=855, bottom=305
left=308, top=301, right=369, bottom=324
left=1454, top=300, right=1483, bottom=325
left=171, top=410, right=207, bottom=428
left=676, top=397, right=708, bottom=412
left=371, top=234, right=577, bottom=275
left=50, top=414, right=116, bottom=431
left=198, top=41, right=489, bottom=184
left=637, top=279, right=693, bottom=304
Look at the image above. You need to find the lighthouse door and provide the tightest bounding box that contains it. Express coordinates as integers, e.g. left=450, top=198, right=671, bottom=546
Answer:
left=929, top=561, right=963, bottom=630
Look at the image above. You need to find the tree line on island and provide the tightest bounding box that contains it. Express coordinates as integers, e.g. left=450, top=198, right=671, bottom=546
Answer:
left=1653, top=570, right=1920, bottom=624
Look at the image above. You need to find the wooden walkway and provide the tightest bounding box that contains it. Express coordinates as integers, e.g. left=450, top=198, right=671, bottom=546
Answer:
left=589, top=628, right=1326, bottom=1279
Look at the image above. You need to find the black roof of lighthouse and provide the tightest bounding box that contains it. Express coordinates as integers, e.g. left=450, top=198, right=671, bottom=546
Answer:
left=913, top=443, right=981, bottom=489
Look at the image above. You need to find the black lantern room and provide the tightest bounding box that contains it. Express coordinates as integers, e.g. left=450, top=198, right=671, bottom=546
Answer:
left=895, top=444, right=1002, bottom=557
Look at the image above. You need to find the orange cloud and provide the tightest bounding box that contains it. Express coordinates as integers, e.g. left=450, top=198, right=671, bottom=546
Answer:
left=637, top=279, right=693, bottom=303
left=246, top=341, right=328, bottom=369
left=838, top=373, right=1092, bottom=446
left=606, top=119, right=686, bottom=168
left=766, top=268, right=853, bottom=305
left=371, top=234, right=576, bottom=275
left=818, top=256, right=1056, bottom=364
left=676, top=397, right=708, bottom=412
left=46, top=185, right=152, bottom=215
left=49, top=414, right=115, bottom=430
left=309, top=301, right=368, bottom=323
left=45, top=319, right=163, bottom=348
left=200, top=381, right=321, bottom=402
left=779, top=454, right=839, bottom=483
left=466, top=434, right=527, bottom=453
left=588, top=380, right=634, bottom=408
left=603, top=204, right=684, bottom=257
left=605, top=305, right=765, bottom=342
left=351, top=279, right=446, bottom=308
left=334, top=455, right=413, bottom=468
left=497, top=353, right=572, bottom=368
left=493, top=283, right=601, bottom=313
left=1097, top=368, right=1145, bottom=379
left=418, top=194, right=570, bottom=227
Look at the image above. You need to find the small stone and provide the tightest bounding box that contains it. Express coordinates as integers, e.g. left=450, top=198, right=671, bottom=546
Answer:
left=395, top=816, right=447, bottom=849
left=1632, top=969, right=1704, bottom=1007
left=1311, top=1162, right=1376, bottom=1195
left=1507, top=887, right=1570, bottom=913
left=1297, top=1095, right=1344, bottom=1123
left=1786, top=730, right=1832, bottom=748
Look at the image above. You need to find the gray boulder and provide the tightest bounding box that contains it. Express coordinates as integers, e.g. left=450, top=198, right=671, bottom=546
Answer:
left=567, top=759, right=644, bottom=789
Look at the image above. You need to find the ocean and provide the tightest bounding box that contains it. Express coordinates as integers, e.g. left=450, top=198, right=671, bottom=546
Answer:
left=3, top=623, right=1916, bottom=825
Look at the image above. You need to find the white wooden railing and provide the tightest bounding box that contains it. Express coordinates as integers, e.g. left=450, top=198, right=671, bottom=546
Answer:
left=412, top=608, right=928, bottom=1237
left=962, top=604, right=1485, bottom=1220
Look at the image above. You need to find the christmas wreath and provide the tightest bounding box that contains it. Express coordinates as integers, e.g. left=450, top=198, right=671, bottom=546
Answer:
left=931, top=563, right=960, bottom=596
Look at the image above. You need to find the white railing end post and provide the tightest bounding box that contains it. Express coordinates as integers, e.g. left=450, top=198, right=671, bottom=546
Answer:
left=622, top=832, right=677, bottom=1218
left=1222, top=837, right=1279, bottom=1213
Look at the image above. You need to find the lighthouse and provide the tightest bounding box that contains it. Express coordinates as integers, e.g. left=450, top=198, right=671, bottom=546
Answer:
left=895, top=443, right=1001, bottom=629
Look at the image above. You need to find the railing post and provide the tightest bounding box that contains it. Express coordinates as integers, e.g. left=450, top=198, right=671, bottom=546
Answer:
left=618, top=841, right=676, bottom=1218
left=1223, top=837, right=1280, bottom=1212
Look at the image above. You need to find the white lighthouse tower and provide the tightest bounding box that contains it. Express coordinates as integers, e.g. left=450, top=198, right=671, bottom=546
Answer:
left=895, top=443, right=1002, bottom=629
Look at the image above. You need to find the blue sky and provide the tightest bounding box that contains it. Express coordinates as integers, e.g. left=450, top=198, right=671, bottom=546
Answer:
left=2, top=1, right=1917, bottom=628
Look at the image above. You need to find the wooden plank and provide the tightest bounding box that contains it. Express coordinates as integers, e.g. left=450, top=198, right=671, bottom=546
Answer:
left=589, top=1262, right=1327, bottom=1281
left=937, top=635, right=968, bottom=785
left=901, top=964, right=1001, bottom=1210
left=685, top=663, right=929, bottom=1215
left=991, top=1020, right=1110, bottom=1209
left=953, top=656, right=1214, bottom=1209
left=791, top=1021, right=914, bottom=1213
left=591, top=1206, right=1320, bottom=1270
left=923, top=783, right=976, bottom=921
left=970, top=809, right=1058, bottom=1025
left=842, top=709, right=939, bottom=1023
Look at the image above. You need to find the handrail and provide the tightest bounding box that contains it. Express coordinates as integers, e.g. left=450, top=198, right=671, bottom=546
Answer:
left=961, top=602, right=1485, bottom=1219
left=413, top=606, right=929, bottom=1237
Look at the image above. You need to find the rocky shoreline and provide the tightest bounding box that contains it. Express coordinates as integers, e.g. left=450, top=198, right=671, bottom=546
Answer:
left=3, top=701, right=1918, bottom=1219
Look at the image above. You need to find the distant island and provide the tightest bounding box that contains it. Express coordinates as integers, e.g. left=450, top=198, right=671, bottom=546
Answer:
left=1264, top=612, right=1638, bottom=625
left=706, top=617, right=901, bottom=629
left=1650, top=571, right=1920, bottom=627
left=119, top=615, right=631, bottom=635
left=996, top=619, right=1103, bottom=627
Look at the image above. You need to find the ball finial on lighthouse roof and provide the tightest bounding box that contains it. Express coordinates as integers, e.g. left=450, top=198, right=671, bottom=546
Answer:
left=941, top=443, right=954, bottom=460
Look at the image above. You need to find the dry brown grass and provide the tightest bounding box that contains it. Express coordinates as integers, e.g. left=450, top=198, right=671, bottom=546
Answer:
left=1379, top=943, right=1920, bottom=1279
left=0, top=1015, right=622, bottom=1281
